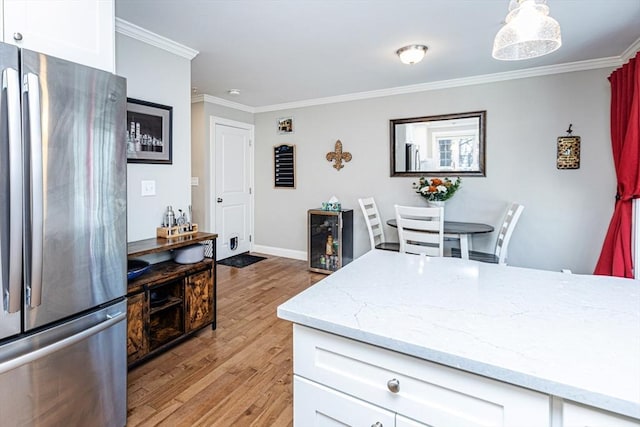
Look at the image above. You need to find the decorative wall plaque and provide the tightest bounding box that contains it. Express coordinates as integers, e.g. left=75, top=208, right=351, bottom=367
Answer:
left=274, top=144, right=296, bottom=188
left=557, top=136, right=580, bottom=169
left=326, top=140, right=352, bottom=171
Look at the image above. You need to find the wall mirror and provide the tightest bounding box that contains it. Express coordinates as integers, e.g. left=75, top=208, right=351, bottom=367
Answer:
left=390, top=111, right=486, bottom=177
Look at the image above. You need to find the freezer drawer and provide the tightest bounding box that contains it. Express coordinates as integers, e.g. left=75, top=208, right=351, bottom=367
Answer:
left=0, top=300, right=127, bottom=427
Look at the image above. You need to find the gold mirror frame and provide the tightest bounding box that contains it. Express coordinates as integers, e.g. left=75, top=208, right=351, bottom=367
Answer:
left=390, top=111, right=486, bottom=177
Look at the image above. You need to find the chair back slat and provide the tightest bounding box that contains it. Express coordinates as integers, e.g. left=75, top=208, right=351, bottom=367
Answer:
left=400, top=217, right=442, bottom=232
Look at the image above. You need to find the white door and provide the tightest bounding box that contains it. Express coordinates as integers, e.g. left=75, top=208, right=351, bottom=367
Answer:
left=214, top=121, right=252, bottom=260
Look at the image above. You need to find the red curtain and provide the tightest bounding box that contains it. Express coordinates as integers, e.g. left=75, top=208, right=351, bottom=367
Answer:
left=594, top=51, right=640, bottom=277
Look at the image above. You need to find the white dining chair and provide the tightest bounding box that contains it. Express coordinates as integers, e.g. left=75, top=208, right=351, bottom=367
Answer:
left=394, top=205, right=444, bottom=256
left=358, top=197, right=400, bottom=251
left=451, top=203, right=524, bottom=265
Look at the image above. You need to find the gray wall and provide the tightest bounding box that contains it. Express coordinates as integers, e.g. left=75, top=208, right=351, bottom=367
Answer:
left=191, top=100, right=254, bottom=231
left=116, top=33, right=193, bottom=242
left=253, top=68, right=616, bottom=274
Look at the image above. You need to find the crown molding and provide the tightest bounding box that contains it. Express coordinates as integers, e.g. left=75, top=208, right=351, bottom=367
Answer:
left=621, top=36, right=640, bottom=62
left=192, top=53, right=630, bottom=114
left=115, top=18, right=199, bottom=60
left=254, top=56, right=623, bottom=113
left=191, top=94, right=255, bottom=113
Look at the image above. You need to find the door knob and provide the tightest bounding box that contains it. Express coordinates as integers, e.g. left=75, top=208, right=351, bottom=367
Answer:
left=371, top=423, right=383, bottom=427
left=387, top=378, right=400, bottom=393
left=217, top=198, right=223, bottom=203
left=13, top=32, right=23, bottom=41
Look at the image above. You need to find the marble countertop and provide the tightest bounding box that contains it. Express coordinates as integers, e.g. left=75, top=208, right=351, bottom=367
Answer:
left=277, top=250, right=640, bottom=419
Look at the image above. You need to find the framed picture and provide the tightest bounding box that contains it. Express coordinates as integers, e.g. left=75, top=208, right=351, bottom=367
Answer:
left=126, top=98, right=173, bottom=164
left=277, top=116, right=294, bottom=134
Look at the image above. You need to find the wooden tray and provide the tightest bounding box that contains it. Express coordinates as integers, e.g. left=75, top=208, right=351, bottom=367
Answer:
left=156, top=223, right=199, bottom=238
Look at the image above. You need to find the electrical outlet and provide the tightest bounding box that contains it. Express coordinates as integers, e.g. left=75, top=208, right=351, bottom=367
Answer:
left=141, top=180, right=156, bottom=197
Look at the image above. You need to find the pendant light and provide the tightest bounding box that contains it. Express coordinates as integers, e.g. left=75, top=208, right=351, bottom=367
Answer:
left=492, top=0, right=561, bottom=61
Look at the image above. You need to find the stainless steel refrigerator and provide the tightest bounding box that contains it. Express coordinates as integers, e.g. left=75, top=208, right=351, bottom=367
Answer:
left=0, top=42, right=127, bottom=426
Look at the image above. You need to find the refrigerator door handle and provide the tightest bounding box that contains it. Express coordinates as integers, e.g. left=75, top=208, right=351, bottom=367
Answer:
left=2, top=67, right=23, bottom=314
left=24, top=72, right=43, bottom=308
left=0, top=310, right=125, bottom=375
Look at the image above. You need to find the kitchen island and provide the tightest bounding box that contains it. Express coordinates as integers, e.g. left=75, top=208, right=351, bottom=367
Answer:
left=277, top=250, right=640, bottom=426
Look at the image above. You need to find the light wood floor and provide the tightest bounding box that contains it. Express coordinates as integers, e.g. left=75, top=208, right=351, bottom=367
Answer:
left=126, top=255, right=324, bottom=427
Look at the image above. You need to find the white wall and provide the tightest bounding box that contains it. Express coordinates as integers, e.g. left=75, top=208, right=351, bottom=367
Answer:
left=253, top=68, right=616, bottom=274
left=116, top=33, right=193, bottom=242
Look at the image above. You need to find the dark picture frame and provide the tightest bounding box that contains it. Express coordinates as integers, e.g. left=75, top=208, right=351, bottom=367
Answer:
left=390, top=111, right=486, bottom=177
left=126, top=98, right=173, bottom=164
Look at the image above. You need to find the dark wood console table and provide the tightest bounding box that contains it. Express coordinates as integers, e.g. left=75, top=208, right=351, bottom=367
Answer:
left=126, top=232, right=218, bottom=368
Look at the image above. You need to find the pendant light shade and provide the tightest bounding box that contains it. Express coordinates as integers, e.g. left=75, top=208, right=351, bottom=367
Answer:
left=396, top=45, right=428, bottom=65
left=492, top=0, right=561, bottom=61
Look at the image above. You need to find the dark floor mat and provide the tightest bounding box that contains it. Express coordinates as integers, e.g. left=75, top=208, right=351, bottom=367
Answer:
left=218, top=253, right=267, bottom=268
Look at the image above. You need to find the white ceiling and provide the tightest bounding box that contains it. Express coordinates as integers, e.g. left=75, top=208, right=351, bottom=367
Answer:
left=115, top=0, right=640, bottom=109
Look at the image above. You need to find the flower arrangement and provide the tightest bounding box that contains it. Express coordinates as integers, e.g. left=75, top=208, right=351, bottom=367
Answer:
left=413, top=177, right=462, bottom=202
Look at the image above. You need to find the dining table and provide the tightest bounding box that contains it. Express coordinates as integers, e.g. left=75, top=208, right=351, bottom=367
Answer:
left=386, top=218, right=494, bottom=259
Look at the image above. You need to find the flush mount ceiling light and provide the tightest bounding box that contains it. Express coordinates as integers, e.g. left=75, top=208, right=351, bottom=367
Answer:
left=492, top=0, right=561, bottom=61
left=227, top=89, right=241, bottom=95
left=396, top=45, right=428, bottom=65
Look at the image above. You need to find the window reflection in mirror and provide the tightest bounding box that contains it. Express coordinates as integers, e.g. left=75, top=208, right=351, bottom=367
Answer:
left=390, top=111, right=486, bottom=177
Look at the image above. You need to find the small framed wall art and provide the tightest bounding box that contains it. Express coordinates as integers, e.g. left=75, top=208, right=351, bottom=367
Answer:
left=277, top=116, right=294, bottom=134
left=274, top=144, right=296, bottom=188
left=126, top=98, right=173, bottom=164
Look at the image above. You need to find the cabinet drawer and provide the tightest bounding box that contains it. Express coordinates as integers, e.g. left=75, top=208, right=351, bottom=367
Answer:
left=562, top=401, right=640, bottom=427
left=294, top=376, right=395, bottom=427
left=294, top=325, right=549, bottom=427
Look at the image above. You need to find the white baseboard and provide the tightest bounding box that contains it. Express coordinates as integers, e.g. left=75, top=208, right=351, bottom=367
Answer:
left=252, top=244, right=307, bottom=261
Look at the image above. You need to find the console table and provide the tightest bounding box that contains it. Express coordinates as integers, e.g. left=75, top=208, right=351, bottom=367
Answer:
left=126, top=232, right=217, bottom=367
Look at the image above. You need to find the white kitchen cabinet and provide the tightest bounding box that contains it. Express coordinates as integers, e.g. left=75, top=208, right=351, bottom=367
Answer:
left=2, top=0, right=114, bottom=71
left=396, top=415, right=431, bottom=427
left=294, top=376, right=396, bottom=427
left=562, top=401, right=640, bottom=427
left=294, top=325, right=550, bottom=427
left=295, top=376, right=429, bottom=427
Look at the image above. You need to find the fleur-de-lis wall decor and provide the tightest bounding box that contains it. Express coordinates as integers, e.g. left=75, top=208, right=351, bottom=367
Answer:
left=326, top=140, right=352, bottom=171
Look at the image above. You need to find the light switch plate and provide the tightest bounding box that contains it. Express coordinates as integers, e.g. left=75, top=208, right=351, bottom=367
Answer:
left=141, top=180, right=156, bottom=197
left=191, top=177, right=199, bottom=186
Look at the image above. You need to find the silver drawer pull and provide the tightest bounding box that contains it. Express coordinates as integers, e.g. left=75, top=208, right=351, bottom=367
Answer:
left=371, top=423, right=383, bottom=427
left=387, top=378, right=400, bottom=393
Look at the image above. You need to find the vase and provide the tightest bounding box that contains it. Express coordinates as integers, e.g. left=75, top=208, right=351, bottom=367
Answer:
left=426, top=200, right=445, bottom=208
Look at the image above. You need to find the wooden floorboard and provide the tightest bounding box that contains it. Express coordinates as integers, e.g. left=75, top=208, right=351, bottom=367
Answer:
left=127, top=255, right=324, bottom=427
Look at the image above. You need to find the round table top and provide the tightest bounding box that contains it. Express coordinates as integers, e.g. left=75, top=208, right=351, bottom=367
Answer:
left=387, top=219, right=494, bottom=234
